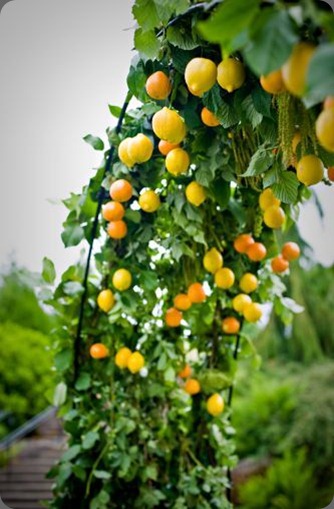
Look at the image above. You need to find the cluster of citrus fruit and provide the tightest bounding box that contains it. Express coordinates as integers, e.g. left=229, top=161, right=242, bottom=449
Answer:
left=259, top=188, right=286, bottom=230
left=115, top=347, right=145, bottom=374
left=165, top=282, right=206, bottom=327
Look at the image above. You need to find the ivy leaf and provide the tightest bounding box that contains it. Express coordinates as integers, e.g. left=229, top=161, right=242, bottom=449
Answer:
left=132, top=0, right=160, bottom=31
left=134, top=28, right=160, bottom=60
left=203, top=85, right=238, bottom=128
left=61, top=223, right=85, bottom=247
left=42, top=257, right=56, bottom=284
left=305, top=44, right=334, bottom=107
left=272, top=171, right=299, bottom=204
left=83, top=134, right=104, bottom=151
left=241, top=146, right=273, bottom=177
left=166, top=25, right=200, bottom=50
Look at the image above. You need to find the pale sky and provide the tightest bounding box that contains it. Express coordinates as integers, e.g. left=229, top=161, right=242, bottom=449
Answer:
left=0, top=0, right=333, bottom=278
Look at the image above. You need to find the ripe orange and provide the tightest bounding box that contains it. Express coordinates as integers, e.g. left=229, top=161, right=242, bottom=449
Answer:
left=107, top=220, right=127, bottom=240
left=324, top=96, right=334, bottom=110
left=327, top=167, right=334, bottom=182
left=214, top=268, right=235, bottom=289
left=178, top=364, right=192, bottom=379
left=239, top=273, right=258, bottom=294
left=97, top=289, right=115, bottom=313
left=315, top=108, right=334, bottom=153
left=165, top=307, right=183, bottom=327
left=222, top=316, right=240, bottom=335
left=281, top=242, right=300, bottom=261
left=102, top=201, right=125, bottom=222
left=128, top=352, right=145, bottom=374
left=296, top=155, right=324, bottom=186
left=271, top=255, right=289, bottom=273
left=174, top=294, right=192, bottom=311
left=118, top=138, right=136, bottom=168
left=201, top=107, right=220, bottom=127
left=145, top=71, right=172, bottom=100
left=112, top=269, right=132, bottom=291
left=115, top=347, right=132, bottom=369
left=243, top=302, right=263, bottom=323
left=260, top=69, right=286, bottom=94
left=109, top=179, right=133, bottom=202
left=281, top=42, right=316, bottom=96
left=259, top=188, right=281, bottom=211
left=165, top=148, right=190, bottom=176
left=152, top=107, right=187, bottom=144
left=184, top=378, right=201, bottom=395
left=207, top=393, right=224, bottom=416
left=246, top=242, right=267, bottom=262
left=158, top=140, right=180, bottom=156
left=90, top=343, right=109, bottom=359
left=263, top=206, right=286, bottom=229
left=232, top=294, right=252, bottom=313
left=127, top=133, right=154, bottom=163
left=187, top=282, right=206, bottom=304
left=184, top=57, right=217, bottom=96
left=217, top=58, right=246, bottom=93
left=234, top=234, right=254, bottom=254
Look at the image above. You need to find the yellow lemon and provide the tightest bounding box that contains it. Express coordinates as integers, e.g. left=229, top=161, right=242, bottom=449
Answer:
left=118, top=138, right=136, bottom=168
left=260, top=69, right=286, bottom=94
left=243, top=302, right=263, bottom=322
left=259, top=188, right=281, bottom=211
left=185, top=181, right=206, bottom=206
left=207, top=393, right=224, bottom=416
left=263, top=206, right=286, bottom=229
left=127, top=133, right=154, bottom=163
left=165, top=148, right=190, bottom=176
left=281, top=42, right=316, bottom=97
left=184, top=57, right=217, bottom=96
left=239, top=273, right=258, bottom=294
left=112, top=269, right=132, bottom=291
left=296, top=155, right=324, bottom=186
left=139, top=189, right=161, bottom=213
left=97, top=289, right=115, bottom=313
left=203, top=248, right=223, bottom=274
left=128, top=352, right=145, bottom=373
left=232, top=294, right=252, bottom=313
left=315, top=108, right=334, bottom=153
left=152, top=107, right=186, bottom=144
left=214, top=268, right=235, bottom=289
left=115, top=347, right=132, bottom=369
left=217, top=58, right=246, bottom=93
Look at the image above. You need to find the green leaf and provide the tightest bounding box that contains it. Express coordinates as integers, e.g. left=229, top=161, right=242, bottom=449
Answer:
left=75, top=372, right=91, bottom=391
left=62, top=445, right=81, bottom=462
left=305, top=44, right=334, bottom=107
left=154, top=0, right=190, bottom=22
left=251, top=83, right=273, bottom=118
left=272, top=171, right=299, bottom=204
left=55, top=348, right=73, bottom=372
left=198, top=369, right=232, bottom=394
left=82, top=431, right=99, bottom=450
left=240, top=95, right=263, bottom=128
left=94, top=470, right=111, bottom=480
left=127, top=60, right=149, bottom=102
left=203, top=85, right=239, bottom=128
left=53, top=382, right=67, bottom=406
left=134, top=28, right=160, bottom=60
left=61, top=223, right=85, bottom=247
left=169, top=46, right=199, bottom=73
left=42, top=257, right=56, bottom=284
left=166, top=25, right=200, bottom=50
left=132, top=0, right=160, bottom=30
left=83, top=134, right=104, bottom=151
left=241, top=146, right=273, bottom=177
left=244, top=10, right=298, bottom=75
left=125, top=209, right=141, bottom=224
left=108, top=105, right=123, bottom=118
left=211, top=178, right=231, bottom=209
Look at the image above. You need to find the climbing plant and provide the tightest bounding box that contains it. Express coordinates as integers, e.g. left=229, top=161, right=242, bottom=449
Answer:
left=44, top=1, right=334, bottom=507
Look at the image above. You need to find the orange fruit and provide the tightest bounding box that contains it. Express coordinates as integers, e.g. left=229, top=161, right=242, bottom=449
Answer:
left=324, top=96, right=334, bottom=110
left=217, top=58, right=245, bottom=93
left=214, top=268, right=235, bottom=289
left=281, top=242, right=300, bottom=261
left=222, top=316, right=240, bottom=335
left=296, top=155, right=324, bottom=186
left=174, top=294, right=192, bottom=311
left=127, top=352, right=145, bottom=374
left=246, top=242, right=267, bottom=262
left=145, top=71, right=172, bottom=100
left=239, top=273, right=258, bottom=294
left=118, top=138, right=136, bottom=168
left=102, top=201, right=125, bottom=221
left=165, top=307, right=183, bottom=327
left=243, top=302, right=263, bottom=322
left=232, top=294, right=252, bottom=313
left=201, top=107, right=220, bottom=127
left=259, top=188, right=281, bottom=211
left=281, top=42, right=316, bottom=96
left=184, top=378, right=201, bottom=395
left=115, top=347, right=132, bottom=369
left=127, top=133, right=154, bottom=163
left=207, top=393, right=224, bottom=416
left=158, top=140, right=180, bottom=156
left=234, top=234, right=254, bottom=254
left=112, top=269, right=132, bottom=291
left=97, top=289, right=115, bottom=313
left=188, top=282, right=206, bottom=304
left=260, top=69, right=286, bottom=94
left=315, top=108, right=334, bottom=153
left=109, top=179, right=133, bottom=202
left=203, top=248, right=223, bottom=274
left=152, top=107, right=187, bottom=144
left=165, top=148, right=190, bottom=176
left=184, top=57, right=217, bottom=96
left=263, top=206, right=286, bottom=229
left=327, top=167, right=334, bottom=182
left=138, top=189, right=161, bottom=213
left=271, top=255, right=289, bottom=273
left=178, top=364, right=192, bottom=379
left=107, top=220, right=127, bottom=239
left=185, top=181, right=207, bottom=206
left=90, top=343, right=109, bottom=359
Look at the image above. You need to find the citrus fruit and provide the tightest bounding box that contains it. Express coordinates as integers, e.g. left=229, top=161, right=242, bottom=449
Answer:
left=271, top=255, right=289, bottom=273
left=263, top=206, right=286, bottom=229
left=201, top=107, right=220, bottom=127
left=292, top=131, right=301, bottom=154
left=315, top=108, right=334, bottom=153
left=112, top=269, right=132, bottom=291
left=97, top=289, right=115, bottom=313
left=324, top=96, right=334, bottom=110
left=184, top=378, right=201, bottom=395
left=232, top=294, right=252, bottom=313
left=260, top=69, right=286, bottom=94
left=239, top=273, right=258, bottom=294
left=178, top=364, right=192, bottom=379
left=222, top=316, right=240, bottom=334
left=90, top=343, right=109, bottom=359
left=115, top=347, right=132, bottom=369
left=217, top=58, right=246, bottom=93
left=109, top=179, right=133, bottom=202
left=102, top=201, right=125, bottom=222
left=158, top=140, right=180, bottom=156
left=145, top=70, right=172, bottom=100
left=184, top=57, right=217, bottom=96
left=203, top=248, right=223, bottom=274
left=234, top=234, right=254, bottom=254
left=185, top=182, right=206, bottom=206
left=152, top=107, right=186, bottom=144
left=165, top=148, right=190, bottom=176
left=138, top=189, right=161, bottom=213
left=173, top=294, right=192, bottom=311
left=165, top=307, right=183, bottom=327
left=246, top=242, right=267, bottom=261
left=296, top=155, right=324, bottom=186
left=128, top=133, right=154, bottom=163
left=243, top=302, right=263, bottom=322
left=207, top=393, right=224, bottom=416
left=328, top=167, right=334, bottom=182
left=107, top=220, right=127, bottom=240
left=281, top=42, right=316, bottom=96
left=118, top=138, right=136, bottom=168
left=282, top=242, right=300, bottom=261
left=214, top=268, right=235, bottom=289
left=187, top=282, right=206, bottom=304
left=259, top=188, right=281, bottom=211
left=128, top=351, right=145, bottom=374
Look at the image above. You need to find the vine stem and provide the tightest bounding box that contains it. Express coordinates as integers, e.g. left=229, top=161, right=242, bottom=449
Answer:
left=73, top=90, right=133, bottom=381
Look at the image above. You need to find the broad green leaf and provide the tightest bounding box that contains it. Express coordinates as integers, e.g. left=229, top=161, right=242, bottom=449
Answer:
left=62, top=445, right=81, bottom=462
left=166, top=25, right=200, bottom=50
left=61, top=223, right=85, bottom=247
left=125, top=209, right=142, bottom=224
left=155, top=0, right=190, bottom=21
left=272, top=171, right=299, bottom=204
left=305, top=44, right=334, bottom=107
left=203, top=85, right=239, bottom=128
left=55, top=348, right=73, bottom=372
left=132, top=0, right=160, bottom=31
left=108, top=105, right=123, bottom=118
left=82, top=431, right=99, bottom=450
left=53, top=382, right=67, bottom=406
left=94, top=470, right=111, bottom=480
left=251, top=83, right=273, bottom=118
left=244, top=10, right=298, bottom=75
left=127, top=59, right=149, bottom=102
left=240, top=95, right=263, bottom=128
left=211, top=178, right=231, bottom=209
left=134, top=28, right=160, bottom=60
left=75, top=372, right=91, bottom=391
left=83, top=134, right=104, bottom=151
left=241, top=146, right=273, bottom=177
left=42, top=257, right=56, bottom=284
left=169, top=46, right=199, bottom=73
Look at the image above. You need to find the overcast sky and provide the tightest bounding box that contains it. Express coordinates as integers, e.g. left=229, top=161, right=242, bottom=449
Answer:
left=0, top=0, right=333, bottom=278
